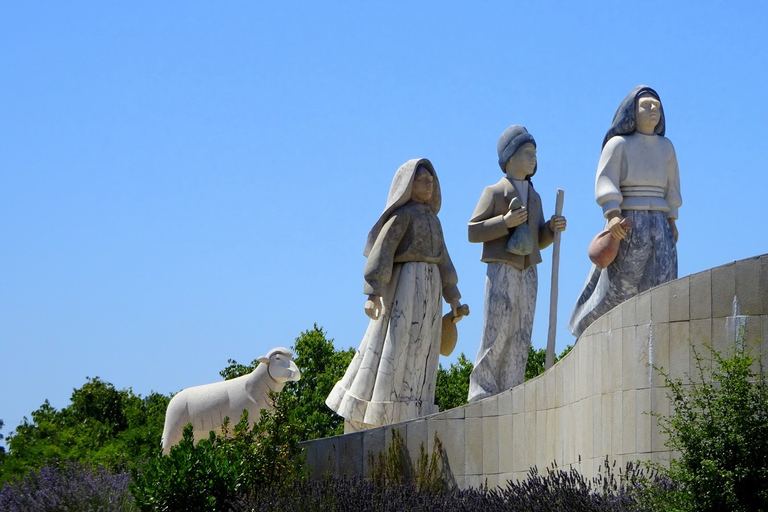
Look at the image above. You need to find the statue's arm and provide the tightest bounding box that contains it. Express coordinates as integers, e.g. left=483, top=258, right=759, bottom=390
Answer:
left=468, top=186, right=509, bottom=243
left=363, top=213, right=408, bottom=298
left=595, top=138, right=625, bottom=218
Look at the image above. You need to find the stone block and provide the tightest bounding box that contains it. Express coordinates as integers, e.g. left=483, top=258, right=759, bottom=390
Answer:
left=498, top=414, right=514, bottom=473
left=711, top=316, right=732, bottom=360
left=511, top=413, right=526, bottom=473
left=601, top=394, right=613, bottom=456
left=622, top=391, right=637, bottom=455
left=651, top=387, right=670, bottom=451
left=465, top=417, right=483, bottom=475
left=608, top=328, right=623, bottom=393
left=744, top=316, right=762, bottom=349
left=579, top=399, right=594, bottom=460
left=545, top=367, right=556, bottom=410
left=632, top=324, right=653, bottom=389
left=338, top=433, right=365, bottom=478
left=689, top=318, right=712, bottom=349
left=650, top=322, right=670, bottom=388
left=438, top=417, right=466, bottom=482
left=536, top=373, right=547, bottom=408
left=636, top=290, right=652, bottom=324
left=712, top=262, right=736, bottom=318
left=484, top=473, right=500, bottom=490
left=465, top=400, right=484, bottom=419
left=669, top=322, right=691, bottom=381
left=443, top=405, right=465, bottom=419
left=761, top=256, right=768, bottom=316
left=464, top=474, right=484, bottom=489
left=622, top=299, right=637, bottom=327
left=560, top=404, right=576, bottom=466
left=482, top=394, right=499, bottom=417
left=736, top=257, right=762, bottom=315
left=535, top=410, right=548, bottom=465
left=498, top=389, right=513, bottom=415
left=362, top=427, right=387, bottom=479
left=609, top=306, right=623, bottom=330
left=406, top=419, right=428, bottom=470
left=482, top=415, right=500, bottom=475
left=669, top=277, right=690, bottom=322
left=689, top=270, right=712, bottom=320
left=592, top=334, right=604, bottom=396
left=611, top=391, right=623, bottom=455
left=592, top=395, right=603, bottom=461
left=651, top=286, right=670, bottom=324
left=636, top=388, right=653, bottom=453
left=600, top=333, right=611, bottom=395
left=559, top=348, right=576, bottom=405
left=523, top=411, right=537, bottom=469
left=524, top=380, right=537, bottom=412
left=580, top=339, right=595, bottom=399
left=762, top=315, right=768, bottom=359
left=310, top=436, right=339, bottom=479
left=511, top=385, right=524, bottom=414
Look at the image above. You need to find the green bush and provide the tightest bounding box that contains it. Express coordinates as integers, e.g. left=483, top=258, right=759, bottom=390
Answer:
left=130, top=392, right=303, bottom=512
left=654, top=341, right=768, bottom=511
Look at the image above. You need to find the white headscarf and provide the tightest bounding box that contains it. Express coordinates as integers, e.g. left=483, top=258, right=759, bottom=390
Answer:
left=363, top=158, right=442, bottom=257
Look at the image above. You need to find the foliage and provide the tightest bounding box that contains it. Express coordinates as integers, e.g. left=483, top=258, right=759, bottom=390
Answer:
left=130, top=391, right=303, bottom=512
left=435, top=353, right=474, bottom=411
left=526, top=344, right=573, bottom=381
left=1, top=377, right=169, bottom=484
left=220, top=324, right=355, bottom=441
left=0, top=460, right=136, bottom=512
left=653, top=341, right=768, bottom=511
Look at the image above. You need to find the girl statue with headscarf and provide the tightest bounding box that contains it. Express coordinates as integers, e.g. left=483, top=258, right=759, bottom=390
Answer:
left=326, top=158, right=467, bottom=431
left=568, top=86, right=682, bottom=338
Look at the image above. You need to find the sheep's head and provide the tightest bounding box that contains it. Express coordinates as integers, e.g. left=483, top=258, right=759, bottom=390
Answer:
left=259, top=347, right=301, bottom=383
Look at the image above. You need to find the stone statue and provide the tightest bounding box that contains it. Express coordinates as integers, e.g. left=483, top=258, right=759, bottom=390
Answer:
left=161, top=347, right=300, bottom=454
left=467, top=126, right=566, bottom=402
left=326, top=158, right=467, bottom=431
left=568, top=85, right=682, bottom=337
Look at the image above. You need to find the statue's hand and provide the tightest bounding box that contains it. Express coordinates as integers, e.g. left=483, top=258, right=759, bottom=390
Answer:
left=549, top=215, right=567, bottom=232
left=668, top=218, right=679, bottom=243
left=608, top=215, right=628, bottom=240
left=365, top=295, right=383, bottom=320
left=450, top=301, right=470, bottom=324
left=503, top=207, right=528, bottom=228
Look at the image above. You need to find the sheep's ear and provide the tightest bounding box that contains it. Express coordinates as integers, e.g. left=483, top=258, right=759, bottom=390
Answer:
left=257, top=356, right=270, bottom=364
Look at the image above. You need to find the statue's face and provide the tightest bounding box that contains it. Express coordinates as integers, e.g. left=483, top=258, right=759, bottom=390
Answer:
left=411, top=168, right=434, bottom=203
left=504, top=142, right=537, bottom=180
left=636, top=95, right=661, bottom=134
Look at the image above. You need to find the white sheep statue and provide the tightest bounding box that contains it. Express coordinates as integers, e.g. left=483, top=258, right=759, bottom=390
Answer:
left=161, top=347, right=301, bottom=454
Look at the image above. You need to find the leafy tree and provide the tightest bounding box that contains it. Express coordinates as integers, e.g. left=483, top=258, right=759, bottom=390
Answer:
left=525, top=344, right=573, bottom=381
left=653, top=341, right=768, bottom=512
left=1, top=378, right=169, bottom=484
left=220, top=325, right=354, bottom=441
left=435, top=353, right=473, bottom=411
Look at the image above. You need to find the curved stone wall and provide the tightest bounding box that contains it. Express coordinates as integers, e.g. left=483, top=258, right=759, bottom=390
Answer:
left=302, top=254, right=768, bottom=488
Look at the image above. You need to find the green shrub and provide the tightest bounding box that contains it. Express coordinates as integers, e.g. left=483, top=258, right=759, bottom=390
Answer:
left=130, top=392, right=303, bottom=512
left=654, top=341, right=768, bottom=511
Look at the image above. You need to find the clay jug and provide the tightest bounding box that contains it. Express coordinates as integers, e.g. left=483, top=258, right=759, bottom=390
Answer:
left=588, top=217, right=633, bottom=268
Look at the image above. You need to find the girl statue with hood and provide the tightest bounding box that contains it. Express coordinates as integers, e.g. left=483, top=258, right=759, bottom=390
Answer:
left=568, top=86, right=682, bottom=338
left=466, top=125, right=566, bottom=402
left=326, top=158, right=467, bottom=431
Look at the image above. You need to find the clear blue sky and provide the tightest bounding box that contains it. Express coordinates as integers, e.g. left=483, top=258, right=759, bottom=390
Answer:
left=2, top=2, right=767, bottom=439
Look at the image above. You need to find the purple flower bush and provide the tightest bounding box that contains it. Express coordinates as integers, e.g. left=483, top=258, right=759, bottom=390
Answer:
left=0, top=460, right=136, bottom=512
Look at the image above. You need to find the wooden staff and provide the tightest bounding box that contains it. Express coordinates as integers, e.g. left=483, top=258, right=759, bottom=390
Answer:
left=546, top=189, right=564, bottom=370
